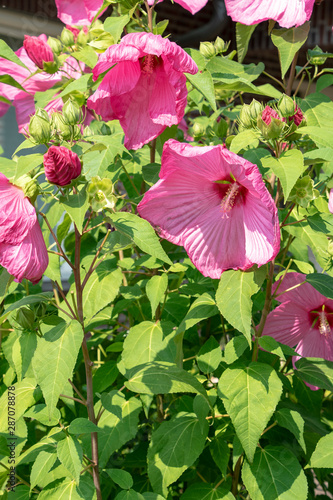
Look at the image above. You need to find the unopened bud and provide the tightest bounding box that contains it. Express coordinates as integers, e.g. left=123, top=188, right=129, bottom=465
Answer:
left=257, top=106, right=285, bottom=139
left=29, top=112, right=51, bottom=144
left=288, top=175, right=315, bottom=208
left=308, top=45, right=328, bottom=66
left=14, top=174, right=38, bottom=203
left=61, top=28, right=75, bottom=47
left=192, top=122, right=205, bottom=137
left=278, top=94, right=296, bottom=117
left=288, top=105, right=304, bottom=127
left=248, top=99, right=263, bottom=121
left=51, top=112, right=72, bottom=141
left=62, top=99, right=83, bottom=125
left=77, top=30, right=89, bottom=46
left=16, top=307, right=35, bottom=330
left=47, top=37, right=62, bottom=55
left=44, top=146, right=82, bottom=186
left=23, top=35, right=54, bottom=70
left=239, top=104, right=253, bottom=129
left=87, top=176, right=116, bottom=212
left=214, top=37, right=228, bottom=54
left=200, top=42, right=216, bottom=59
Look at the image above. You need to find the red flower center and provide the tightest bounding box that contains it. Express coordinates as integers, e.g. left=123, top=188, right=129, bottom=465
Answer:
left=214, top=178, right=247, bottom=219
left=310, top=305, right=333, bottom=337
left=140, top=54, right=162, bottom=74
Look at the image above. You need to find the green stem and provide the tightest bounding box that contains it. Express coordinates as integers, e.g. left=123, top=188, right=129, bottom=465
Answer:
left=286, top=51, right=299, bottom=96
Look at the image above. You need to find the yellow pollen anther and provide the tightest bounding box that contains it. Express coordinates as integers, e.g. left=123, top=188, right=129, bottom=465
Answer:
left=220, top=182, right=240, bottom=218
left=318, top=311, right=331, bottom=337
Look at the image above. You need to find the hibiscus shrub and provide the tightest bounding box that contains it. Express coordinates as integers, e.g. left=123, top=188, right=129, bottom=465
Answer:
left=1, top=0, right=333, bottom=499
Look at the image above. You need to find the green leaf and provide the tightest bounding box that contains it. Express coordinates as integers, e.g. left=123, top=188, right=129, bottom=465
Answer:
left=307, top=213, right=333, bottom=235
left=207, top=57, right=264, bottom=83
left=230, top=129, right=259, bottom=154
left=258, top=336, right=297, bottom=360
left=12, top=331, right=37, bottom=381
left=0, top=292, right=53, bottom=324
left=242, top=445, right=308, bottom=499
left=109, top=212, right=172, bottom=265
left=142, top=162, right=161, bottom=186
left=88, top=393, right=142, bottom=468
left=271, top=22, right=310, bottom=78
left=261, top=150, right=305, bottom=201
left=82, top=147, right=115, bottom=181
left=146, top=274, right=168, bottom=318
left=104, top=14, right=130, bottom=42
left=32, top=321, right=83, bottom=417
left=180, top=484, right=233, bottom=500
left=15, top=153, right=44, bottom=180
left=93, top=361, right=119, bottom=393
left=197, top=336, right=222, bottom=373
left=186, top=69, right=216, bottom=111
left=59, top=185, right=90, bottom=233
left=57, top=435, right=83, bottom=484
left=301, top=92, right=333, bottom=129
left=148, top=412, right=209, bottom=496
left=68, top=418, right=100, bottom=435
left=218, top=361, right=283, bottom=462
left=105, top=468, right=133, bottom=489
left=122, top=321, right=176, bottom=371
left=115, top=491, right=145, bottom=500
left=306, top=273, right=333, bottom=299
left=307, top=432, right=333, bottom=468
left=276, top=409, right=306, bottom=453
left=0, top=39, right=28, bottom=68
left=24, top=404, right=60, bottom=427
left=30, top=450, right=57, bottom=490
left=224, top=336, right=249, bottom=365
left=37, top=478, right=85, bottom=499
left=184, top=48, right=206, bottom=71
left=0, top=74, right=27, bottom=92
left=0, top=378, right=41, bottom=432
left=57, top=73, right=92, bottom=99
left=125, top=361, right=208, bottom=399
left=71, top=46, right=98, bottom=68
left=293, top=125, right=333, bottom=148
left=0, top=156, right=16, bottom=177
left=216, top=270, right=260, bottom=343
left=236, top=23, right=258, bottom=63
left=210, top=433, right=230, bottom=477
left=82, top=262, right=122, bottom=321
left=295, top=357, right=333, bottom=391
left=176, top=293, right=218, bottom=336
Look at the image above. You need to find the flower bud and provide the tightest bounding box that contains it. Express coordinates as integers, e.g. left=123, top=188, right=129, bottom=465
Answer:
left=257, top=106, right=285, bottom=140
left=23, top=35, right=54, bottom=70
left=239, top=104, right=253, bottom=129
left=51, top=112, right=72, bottom=141
left=14, top=174, right=39, bottom=203
left=62, top=99, right=83, bottom=125
left=200, top=42, right=216, bottom=59
left=61, top=28, right=75, bottom=47
left=192, top=122, right=205, bottom=138
left=47, top=37, right=62, bottom=55
left=308, top=45, right=328, bottom=66
left=29, top=112, right=51, bottom=144
left=214, top=37, right=228, bottom=54
left=16, top=307, right=35, bottom=330
left=288, top=105, right=304, bottom=127
left=87, top=177, right=116, bottom=212
left=248, top=99, right=262, bottom=121
left=77, top=29, right=89, bottom=47
left=278, top=94, right=295, bottom=118
left=288, top=175, right=315, bottom=208
left=44, top=146, right=82, bottom=186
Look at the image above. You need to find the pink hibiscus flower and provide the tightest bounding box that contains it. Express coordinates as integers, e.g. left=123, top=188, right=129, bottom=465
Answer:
left=87, top=32, right=198, bottom=150
left=147, top=0, right=208, bottom=15
left=0, top=174, right=48, bottom=284
left=328, top=189, right=333, bottom=214
left=55, top=0, right=104, bottom=26
left=137, top=139, right=280, bottom=279
left=0, top=36, right=83, bottom=132
left=224, top=0, right=316, bottom=28
left=262, top=272, right=333, bottom=387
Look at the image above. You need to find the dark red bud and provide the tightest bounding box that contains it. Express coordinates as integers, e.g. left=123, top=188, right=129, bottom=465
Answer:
left=23, top=35, right=54, bottom=70
left=44, top=146, right=81, bottom=186
left=289, top=105, right=304, bottom=126
left=261, top=106, right=280, bottom=125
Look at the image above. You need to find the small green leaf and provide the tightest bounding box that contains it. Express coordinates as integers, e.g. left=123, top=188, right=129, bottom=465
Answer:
left=0, top=379, right=41, bottom=432
left=307, top=432, right=333, bottom=468
left=307, top=213, right=333, bottom=235
left=230, top=129, right=259, bottom=154
left=146, top=274, right=168, bottom=318
left=306, top=273, right=333, bottom=299
left=216, top=270, right=260, bottom=343
left=0, top=74, right=27, bottom=92
left=271, top=22, right=310, bottom=78
left=180, top=484, right=233, bottom=500
left=105, top=468, right=133, bottom=489
left=104, top=15, right=130, bottom=42
left=258, top=336, right=297, bottom=360
left=30, top=450, right=57, bottom=490
left=224, top=336, right=249, bottom=365
left=261, top=150, right=305, bottom=201
left=236, top=23, right=258, bottom=63
left=57, top=435, right=83, bottom=484
left=186, top=69, right=216, bottom=111
left=295, top=357, right=333, bottom=391
left=242, top=445, right=308, bottom=499
left=276, top=408, right=306, bottom=453
left=176, top=293, right=218, bottom=336
left=68, top=418, right=100, bottom=435
left=148, top=412, right=209, bottom=496
left=15, top=154, right=44, bottom=180
left=109, top=212, right=172, bottom=264
left=218, top=361, right=283, bottom=462
left=24, top=404, right=60, bottom=427
left=37, top=478, right=84, bottom=499
left=294, top=125, right=333, bottom=148
left=210, top=434, right=230, bottom=477
left=142, top=163, right=161, bottom=186
left=57, top=73, right=92, bottom=99
left=59, top=185, right=90, bottom=233
left=197, top=336, right=222, bottom=373
left=93, top=361, right=119, bottom=393
left=0, top=39, right=28, bottom=68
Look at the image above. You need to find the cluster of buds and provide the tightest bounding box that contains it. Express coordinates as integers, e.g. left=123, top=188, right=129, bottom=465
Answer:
left=87, top=176, right=116, bottom=212
left=239, top=95, right=305, bottom=142
left=23, top=35, right=59, bottom=74
left=200, top=37, right=229, bottom=59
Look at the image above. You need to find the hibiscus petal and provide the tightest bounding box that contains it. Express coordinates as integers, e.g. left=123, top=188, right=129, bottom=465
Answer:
left=296, top=332, right=333, bottom=361
left=149, top=63, right=178, bottom=126
left=175, top=0, right=208, bottom=14
left=272, top=272, right=331, bottom=311
left=262, top=301, right=312, bottom=346
left=224, top=0, right=315, bottom=28
left=0, top=175, right=36, bottom=245
left=55, top=0, right=103, bottom=25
